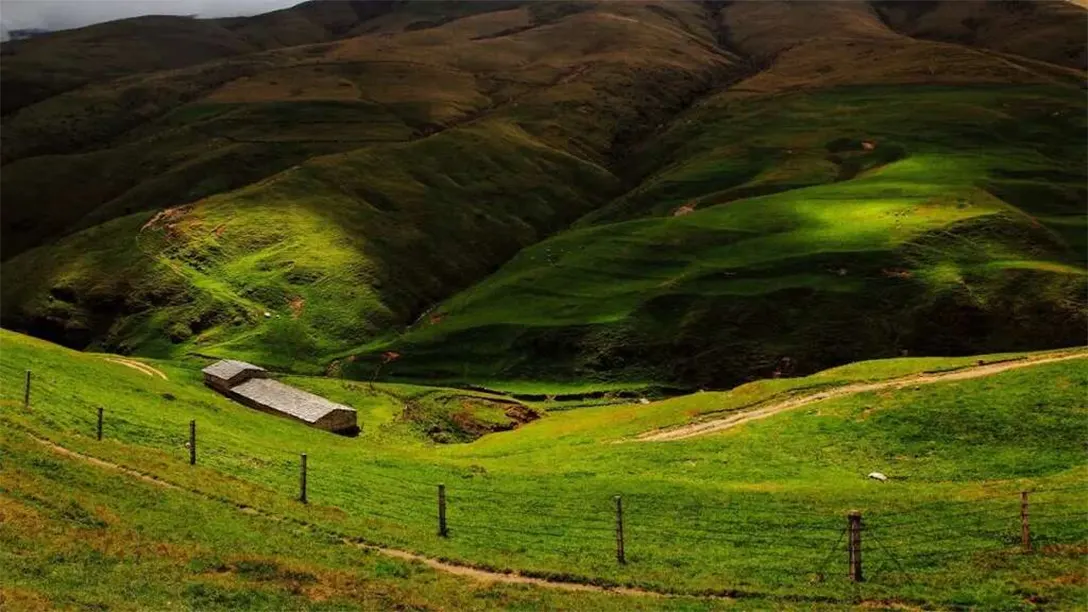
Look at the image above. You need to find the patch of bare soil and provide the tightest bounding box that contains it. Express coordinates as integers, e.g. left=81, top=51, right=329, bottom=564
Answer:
left=288, top=295, right=305, bottom=318
left=436, top=397, right=540, bottom=442
left=140, top=205, right=193, bottom=234
left=102, top=357, right=168, bottom=380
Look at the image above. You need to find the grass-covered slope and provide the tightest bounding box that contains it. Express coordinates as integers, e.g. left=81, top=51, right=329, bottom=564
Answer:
left=1, top=121, right=617, bottom=368
left=0, top=18, right=505, bottom=256
left=360, top=4, right=1087, bottom=386
left=1, top=1, right=1085, bottom=388
left=3, top=435, right=679, bottom=612
left=0, top=1, right=732, bottom=367
left=361, top=81, right=1087, bottom=387
left=1, top=1, right=728, bottom=258
left=2, top=330, right=1085, bottom=608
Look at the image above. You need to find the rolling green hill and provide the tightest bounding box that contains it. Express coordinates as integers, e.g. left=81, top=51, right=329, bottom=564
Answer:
left=3, top=3, right=1086, bottom=609
left=2, top=330, right=1085, bottom=608
left=1, top=0, right=1085, bottom=389
left=375, top=84, right=1087, bottom=387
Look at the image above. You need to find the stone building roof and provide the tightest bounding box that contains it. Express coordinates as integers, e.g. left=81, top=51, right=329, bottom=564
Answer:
left=202, top=359, right=265, bottom=381
left=230, top=378, right=355, bottom=424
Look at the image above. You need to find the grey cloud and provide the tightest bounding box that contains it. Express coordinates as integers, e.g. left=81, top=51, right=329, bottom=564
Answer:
left=1, top=0, right=301, bottom=37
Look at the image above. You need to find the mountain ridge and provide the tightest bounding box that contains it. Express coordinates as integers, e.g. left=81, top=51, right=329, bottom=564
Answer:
left=1, top=0, right=1084, bottom=388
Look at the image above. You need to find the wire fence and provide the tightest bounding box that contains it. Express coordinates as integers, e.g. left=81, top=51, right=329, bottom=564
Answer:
left=5, top=363, right=1088, bottom=590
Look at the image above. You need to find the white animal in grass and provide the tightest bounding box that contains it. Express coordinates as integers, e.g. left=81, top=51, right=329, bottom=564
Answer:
left=868, top=472, right=888, bottom=482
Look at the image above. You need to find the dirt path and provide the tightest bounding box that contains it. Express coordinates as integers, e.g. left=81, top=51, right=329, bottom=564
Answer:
left=34, top=436, right=177, bottom=489
left=26, top=433, right=670, bottom=599
left=102, top=357, right=168, bottom=380
left=376, top=548, right=657, bottom=596
left=638, top=351, right=1088, bottom=442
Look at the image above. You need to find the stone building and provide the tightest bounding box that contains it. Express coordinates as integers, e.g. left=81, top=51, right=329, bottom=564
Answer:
left=202, top=359, right=358, bottom=434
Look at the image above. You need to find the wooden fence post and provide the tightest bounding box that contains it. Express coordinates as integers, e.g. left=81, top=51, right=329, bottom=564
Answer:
left=848, top=510, right=863, bottom=582
left=23, top=370, right=31, bottom=408
left=1021, top=491, right=1031, bottom=553
left=96, top=407, right=103, bottom=441
left=615, top=495, right=626, bottom=565
left=437, top=484, right=448, bottom=537
left=299, top=453, right=308, bottom=504
left=189, top=420, right=196, bottom=465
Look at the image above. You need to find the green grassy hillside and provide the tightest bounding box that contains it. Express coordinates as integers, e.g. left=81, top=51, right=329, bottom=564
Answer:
left=2, top=437, right=678, bottom=611
left=0, top=1, right=732, bottom=368
left=1, top=120, right=618, bottom=367
left=362, top=83, right=1086, bottom=387
left=2, top=330, right=1085, bottom=608
left=1, top=0, right=1085, bottom=388
left=4, top=3, right=1086, bottom=609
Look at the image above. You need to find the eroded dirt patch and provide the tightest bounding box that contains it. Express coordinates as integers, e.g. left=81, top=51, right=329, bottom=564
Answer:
left=402, top=395, right=539, bottom=444
left=102, top=357, right=168, bottom=380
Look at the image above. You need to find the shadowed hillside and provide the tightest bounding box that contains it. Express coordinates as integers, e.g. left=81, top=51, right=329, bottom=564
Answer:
left=873, top=0, right=1087, bottom=69
left=1, top=0, right=1084, bottom=387
left=364, top=83, right=1087, bottom=387
left=0, top=1, right=520, bottom=116
left=1, top=0, right=735, bottom=370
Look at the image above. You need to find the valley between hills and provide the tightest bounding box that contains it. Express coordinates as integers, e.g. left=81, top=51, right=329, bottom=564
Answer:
left=1, top=1, right=1086, bottom=610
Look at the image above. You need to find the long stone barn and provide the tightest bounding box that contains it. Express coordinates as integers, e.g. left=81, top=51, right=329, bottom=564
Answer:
left=202, top=360, right=358, bottom=435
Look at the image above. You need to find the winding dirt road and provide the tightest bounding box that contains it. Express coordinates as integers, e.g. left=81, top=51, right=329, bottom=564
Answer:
left=637, top=351, right=1088, bottom=442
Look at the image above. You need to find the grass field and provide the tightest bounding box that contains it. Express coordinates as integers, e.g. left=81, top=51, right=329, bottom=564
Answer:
left=3, top=434, right=691, bottom=611
left=2, top=330, right=1085, bottom=609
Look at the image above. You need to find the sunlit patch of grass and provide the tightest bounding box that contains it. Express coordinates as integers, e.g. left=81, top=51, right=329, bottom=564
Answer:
left=2, top=13, right=1084, bottom=393
left=984, top=260, right=1088, bottom=276
left=368, top=85, right=1085, bottom=387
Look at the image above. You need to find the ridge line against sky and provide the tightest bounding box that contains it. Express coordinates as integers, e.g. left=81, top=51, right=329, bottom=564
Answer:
left=0, top=0, right=300, bottom=39
left=2, top=0, right=1087, bottom=42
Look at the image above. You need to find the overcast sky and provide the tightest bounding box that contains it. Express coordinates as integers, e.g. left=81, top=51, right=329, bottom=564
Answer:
left=1, top=0, right=300, bottom=37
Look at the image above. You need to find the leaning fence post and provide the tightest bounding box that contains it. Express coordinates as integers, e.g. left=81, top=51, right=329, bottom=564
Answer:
left=96, top=407, right=104, bottom=441
left=615, top=495, right=626, bottom=564
left=189, top=420, right=197, bottom=465
left=299, top=453, right=308, bottom=504
left=1021, top=491, right=1031, bottom=553
left=848, top=510, right=863, bottom=582
left=23, top=370, right=31, bottom=408
left=437, top=484, right=448, bottom=537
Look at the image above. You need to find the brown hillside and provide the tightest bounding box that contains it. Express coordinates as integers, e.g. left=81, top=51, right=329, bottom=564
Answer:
left=0, top=15, right=258, bottom=115
left=720, top=0, right=897, bottom=59
left=0, top=1, right=522, bottom=116
left=873, top=0, right=1087, bottom=69
left=0, top=1, right=733, bottom=260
